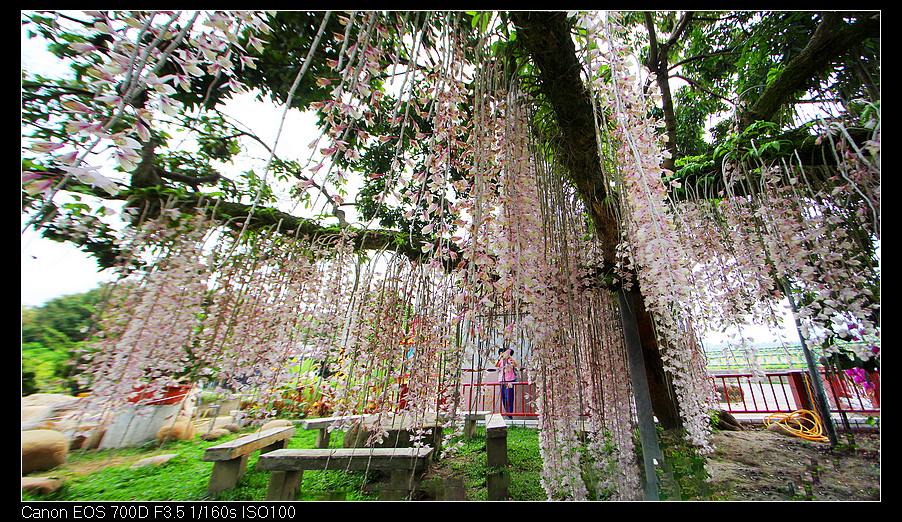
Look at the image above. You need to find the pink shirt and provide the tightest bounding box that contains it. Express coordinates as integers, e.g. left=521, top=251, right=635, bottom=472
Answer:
left=496, top=357, right=517, bottom=382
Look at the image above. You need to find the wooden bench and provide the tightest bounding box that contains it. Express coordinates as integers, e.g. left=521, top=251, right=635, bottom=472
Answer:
left=299, top=415, right=364, bottom=448
left=202, top=425, right=296, bottom=494
left=257, top=446, right=434, bottom=500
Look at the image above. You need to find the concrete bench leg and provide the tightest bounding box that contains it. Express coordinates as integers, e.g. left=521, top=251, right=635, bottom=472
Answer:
left=383, top=469, right=416, bottom=501
left=485, top=414, right=509, bottom=500
left=464, top=417, right=477, bottom=439
left=314, top=428, right=331, bottom=448
left=206, top=455, right=250, bottom=494
left=260, top=439, right=290, bottom=454
left=487, top=469, right=510, bottom=500
left=265, top=470, right=304, bottom=501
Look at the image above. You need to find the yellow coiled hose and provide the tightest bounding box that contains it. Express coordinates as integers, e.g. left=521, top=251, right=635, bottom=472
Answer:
left=763, top=410, right=829, bottom=442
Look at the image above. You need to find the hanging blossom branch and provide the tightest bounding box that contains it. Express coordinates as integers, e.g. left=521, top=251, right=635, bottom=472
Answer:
left=302, top=13, right=477, bottom=442
left=79, top=204, right=369, bottom=415
left=412, top=16, right=647, bottom=498
left=63, top=13, right=480, bottom=425
left=305, top=11, right=474, bottom=265
left=577, top=11, right=716, bottom=451
left=303, top=12, right=388, bottom=228
left=672, top=198, right=782, bottom=373
left=77, top=206, right=218, bottom=412
left=23, top=10, right=272, bottom=230
left=670, top=98, right=880, bottom=371
left=574, top=10, right=879, bottom=451
left=755, top=164, right=879, bottom=359
left=198, top=227, right=359, bottom=412
left=453, top=52, right=641, bottom=497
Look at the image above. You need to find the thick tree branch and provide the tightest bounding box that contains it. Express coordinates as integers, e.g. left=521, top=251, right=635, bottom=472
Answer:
left=739, top=12, right=880, bottom=130
left=40, top=177, right=445, bottom=269
left=205, top=197, right=437, bottom=265
left=131, top=138, right=221, bottom=191
left=643, top=11, right=694, bottom=173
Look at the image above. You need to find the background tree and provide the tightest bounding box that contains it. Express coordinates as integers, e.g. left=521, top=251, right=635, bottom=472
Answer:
left=22, top=286, right=110, bottom=393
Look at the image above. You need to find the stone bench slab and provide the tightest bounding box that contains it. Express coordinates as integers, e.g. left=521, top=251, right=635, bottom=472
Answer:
left=202, top=426, right=296, bottom=462
left=201, top=425, right=296, bottom=495
left=299, top=415, right=365, bottom=431
left=257, top=447, right=433, bottom=472
left=258, top=447, right=433, bottom=501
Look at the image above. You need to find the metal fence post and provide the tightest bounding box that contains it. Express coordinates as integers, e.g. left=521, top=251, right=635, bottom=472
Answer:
left=617, top=288, right=665, bottom=501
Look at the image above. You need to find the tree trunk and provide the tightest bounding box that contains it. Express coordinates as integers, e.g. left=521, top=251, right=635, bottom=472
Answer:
left=510, top=11, right=682, bottom=429
left=632, top=287, right=680, bottom=427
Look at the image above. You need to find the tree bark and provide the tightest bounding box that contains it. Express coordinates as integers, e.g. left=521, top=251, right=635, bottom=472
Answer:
left=510, top=11, right=682, bottom=428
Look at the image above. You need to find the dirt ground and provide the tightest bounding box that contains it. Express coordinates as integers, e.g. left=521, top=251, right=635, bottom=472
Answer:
left=705, top=426, right=880, bottom=501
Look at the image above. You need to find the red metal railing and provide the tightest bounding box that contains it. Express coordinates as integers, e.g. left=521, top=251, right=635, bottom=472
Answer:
left=460, top=381, right=538, bottom=417
left=458, top=369, right=879, bottom=418
left=711, top=369, right=879, bottom=415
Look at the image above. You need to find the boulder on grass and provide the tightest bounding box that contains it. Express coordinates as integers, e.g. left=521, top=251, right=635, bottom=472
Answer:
left=195, top=415, right=241, bottom=434
left=22, top=430, right=68, bottom=475
left=130, top=454, right=178, bottom=469
left=22, top=405, right=56, bottom=431
left=82, top=426, right=106, bottom=450
left=156, top=419, right=195, bottom=443
left=67, top=425, right=107, bottom=451
left=261, top=419, right=293, bottom=431
left=22, top=476, right=64, bottom=495
left=21, top=394, right=83, bottom=431
left=715, top=410, right=745, bottom=431
left=200, top=428, right=231, bottom=441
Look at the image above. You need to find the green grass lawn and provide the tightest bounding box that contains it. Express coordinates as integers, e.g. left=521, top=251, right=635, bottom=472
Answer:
left=22, top=423, right=547, bottom=502
left=426, top=425, right=545, bottom=501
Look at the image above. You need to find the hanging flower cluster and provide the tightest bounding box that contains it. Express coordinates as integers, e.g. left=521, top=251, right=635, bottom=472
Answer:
left=304, top=11, right=658, bottom=498
left=325, top=253, right=462, bottom=442
left=298, top=12, right=474, bottom=440
left=24, top=11, right=270, bottom=201
left=577, top=11, right=716, bottom=450
left=446, top=49, right=641, bottom=497
left=79, top=204, right=462, bottom=429
left=671, top=119, right=880, bottom=370
left=196, top=230, right=350, bottom=407
left=306, top=13, right=387, bottom=205
left=742, top=165, right=879, bottom=356
left=78, top=207, right=216, bottom=411
left=574, top=11, right=879, bottom=451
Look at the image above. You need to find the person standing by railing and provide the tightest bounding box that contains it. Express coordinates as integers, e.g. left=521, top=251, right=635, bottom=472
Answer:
left=495, top=347, right=519, bottom=419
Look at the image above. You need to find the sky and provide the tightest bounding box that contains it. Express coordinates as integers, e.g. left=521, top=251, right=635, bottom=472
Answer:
left=21, top=18, right=104, bottom=307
